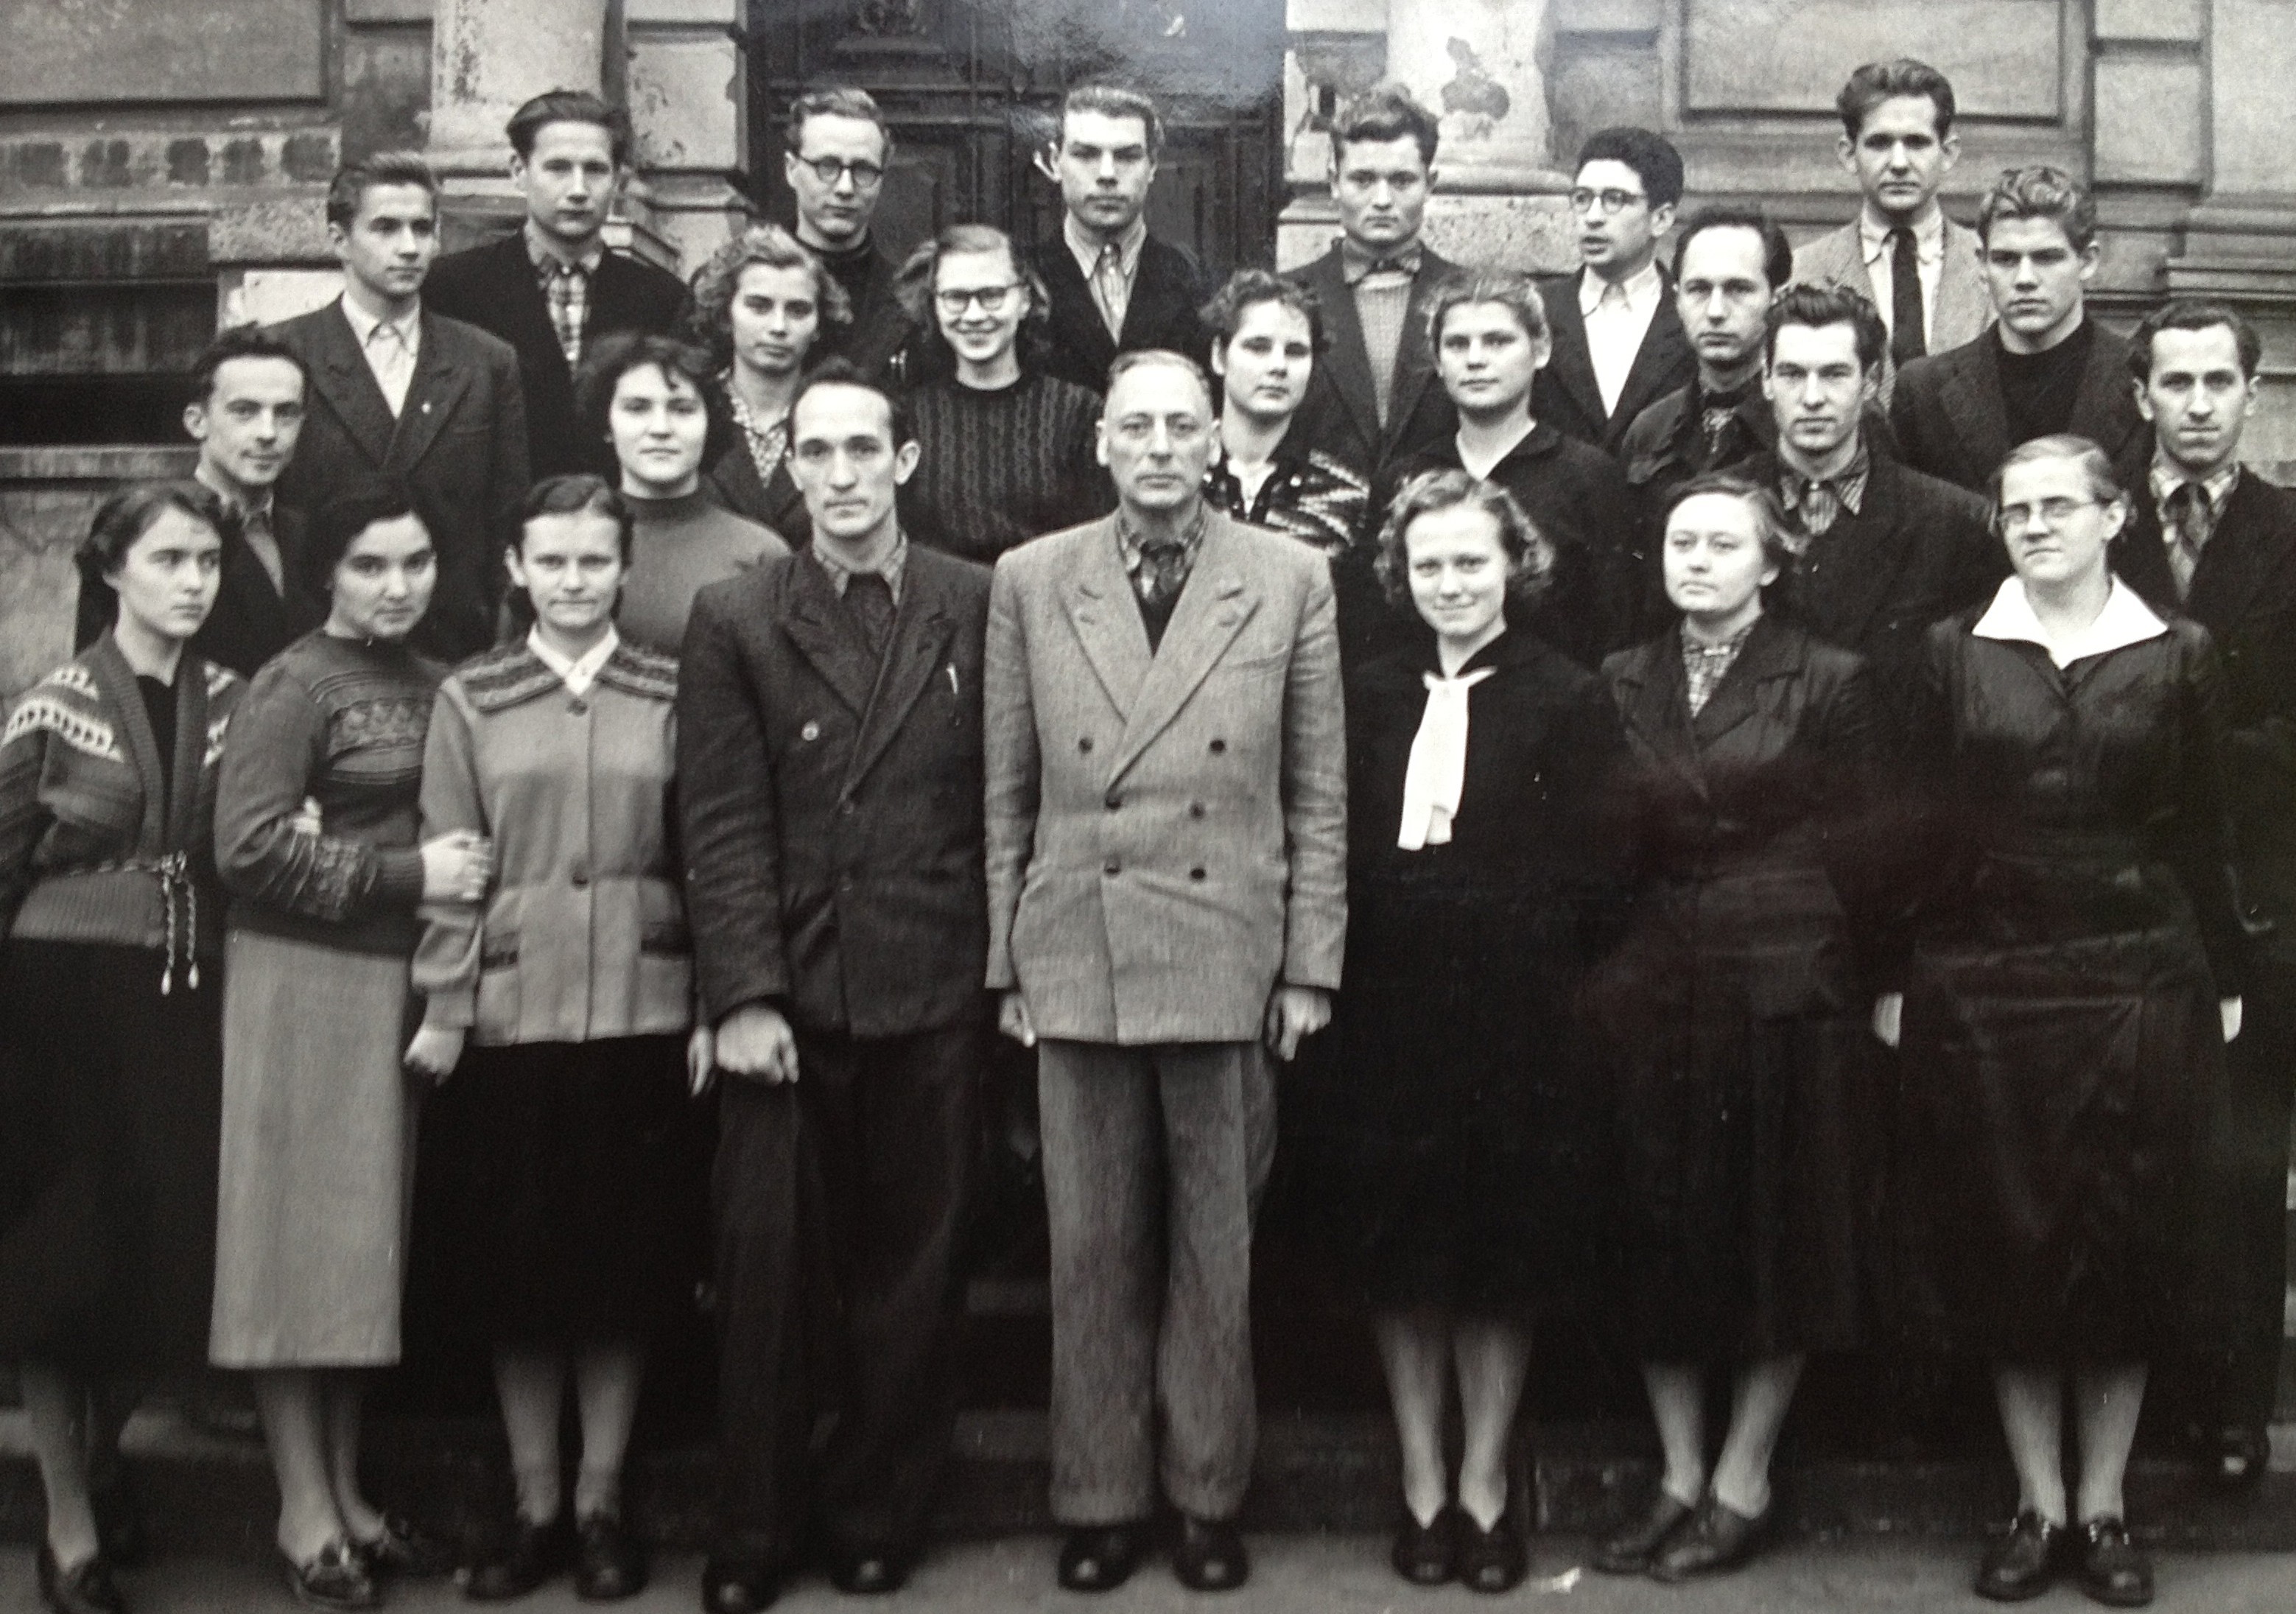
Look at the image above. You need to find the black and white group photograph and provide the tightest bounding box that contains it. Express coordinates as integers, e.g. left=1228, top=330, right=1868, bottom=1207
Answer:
left=3, top=1, right=2296, bottom=1610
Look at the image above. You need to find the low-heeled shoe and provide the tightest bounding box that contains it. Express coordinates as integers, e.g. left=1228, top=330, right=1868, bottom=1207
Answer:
left=1055, top=1523, right=1148, bottom=1593
left=1975, top=1509, right=2068, bottom=1602
left=1455, top=1507, right=1528, bottom=1595
left=2210, top=1425, right=2269, bottom=1493
left=2074, top=1517, right=2153, bottom=1608
left=699, top=1555, right=779, bottom=1613
left=1171, top=1514, right=1249, bottom=1593
left=573, top=1512, right=647, bottom=1601
left=1591, top=1490, right=1694, bottom=1576
left=1389, top=1504, right=1456, bottom=1585
left=1649, top=1493, right=1768, bottom=1582
left=279, top=1537, right=381, bottom=1611
left=465, top=1514, right=577, bottom=1601
left=826, top=1548, right=913, bottom=1596
left=37, top=1545, right=124, bottom=1614
left=357, top=1513, right=455, bottom=1580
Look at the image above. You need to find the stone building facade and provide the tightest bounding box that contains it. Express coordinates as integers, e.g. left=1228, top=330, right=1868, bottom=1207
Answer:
left=6, top=0, right=2296, bottom=696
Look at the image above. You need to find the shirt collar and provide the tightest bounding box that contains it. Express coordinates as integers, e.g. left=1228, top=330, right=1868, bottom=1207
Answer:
left=1579, top=259, right=1663, bottom=317
left=1341, top=235, right=1423, bottom=284
left=1971, top=575, right=2168, bottom=667
left=1116, top=505, right=1208, bottom=575
left=812, top=533, right=908, bottom=604
left=524, top=219, right=605, bottom=279
left=340, top=290, right=420, bottom=352
left=527, top=625, right=619, bottom=696
left=2150, top=455, right=2241, bottom=514
left=1780, top=441, right=1872, bottom=513
left=193, top=460, right=273, bottom=524
left=1066, top=214, right=1148, bottom=281
left=1858, top=206, right=1947, bottom=264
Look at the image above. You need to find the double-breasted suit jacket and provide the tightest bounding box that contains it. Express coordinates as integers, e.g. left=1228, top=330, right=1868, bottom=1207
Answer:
left=1029, top=233, right=1213, bottom=396
left=1287, top=242, right=1460, bottom=480
left=678, top=544, right=992, bottom=1038
left=1889, top=321, right=2146, bottom=494
left=984, top=510, right=1349, bottom=1045
left=1790, top=215, right=1993, bottom=404
left=268, top=301, right=530, bottom=659
left=1531, top=268, right=1699, bottom=456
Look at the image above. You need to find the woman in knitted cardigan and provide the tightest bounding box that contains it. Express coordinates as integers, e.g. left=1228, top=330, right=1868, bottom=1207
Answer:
left=0, top=481, right=242, bottom=1614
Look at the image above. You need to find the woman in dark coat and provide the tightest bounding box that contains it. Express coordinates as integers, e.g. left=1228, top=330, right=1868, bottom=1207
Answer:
left=1, top=482, right=239, bottom=1613
left=1334, top=469, right=1628, bottom=1593
left=1883, top=435, right=2248, bottom=1608
left=1586, top=474, right=1884, bottom=1583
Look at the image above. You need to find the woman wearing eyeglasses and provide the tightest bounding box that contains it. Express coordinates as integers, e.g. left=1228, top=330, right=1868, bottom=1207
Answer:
left=890, top=222, right=1112, bottom=563
left=1881, top=435, right=2247, bottom=1609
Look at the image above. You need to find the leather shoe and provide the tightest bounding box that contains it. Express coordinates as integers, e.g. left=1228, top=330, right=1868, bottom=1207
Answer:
left=1055, top=1523, right=1148, bottom=1593
left=1975, top=1509, right=2068, bottom=1602
left=356, top=1512, right=455, bottom=1580
left=278, top=1537, right=381, bottom=1610
left=573, top=1513, right=647, bottom=1601
left=1389, top=1504, right=1456, bottom=1586
left=699, top=1555, right=779, bottom=1613
left=2210, top=1425, right=2270, bottom=1493
left=1591, top=1490, right=1694, bottom=1576
left=37, top=1545, right=124, bottom=1614
left=1650, top=1492, right=1768, bottom=1582
left=2074, top=1517, right=2153, bottom=1608
left=1171, top=1514, right=1249, bottom=1593
left=826, top=1548, right=911, bottom=1595
left=465, top=1514, right=575, bottom=1601
left=1454, top=1506, right=1528, bottom=1594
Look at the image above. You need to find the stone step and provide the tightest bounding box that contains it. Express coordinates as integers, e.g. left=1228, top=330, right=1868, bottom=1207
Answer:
left=7, top=1408, right=2295, bottom=1557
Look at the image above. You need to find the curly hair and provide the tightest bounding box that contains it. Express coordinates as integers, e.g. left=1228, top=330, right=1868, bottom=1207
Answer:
left=684, top=223, right=852, bottom=366
left=1373, top=469, right=1554, bottom=611
left=892, top=222, right=1054, bottom=373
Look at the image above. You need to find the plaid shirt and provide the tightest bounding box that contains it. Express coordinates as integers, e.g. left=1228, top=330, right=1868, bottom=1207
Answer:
left=526, top=222, right=605, bottom=368
left=1116, top=505, right=1207, bottom=605
left=1680, top=618, right=1757, bottom=717
left=723, top=379, right=790, bottom=488
left=810, top=533, right=909, bottom=607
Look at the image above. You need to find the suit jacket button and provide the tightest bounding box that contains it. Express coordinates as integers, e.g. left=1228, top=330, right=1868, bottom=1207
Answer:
left=1078, top=736, right=1094, bottom=753
left=1104, top=792, right=1121, bottom=811
left=1189, top=802, right=1205, bottom=818
left=1190, top=867, right=1206, bottom=881
left=801, top=720, right=821, bottom=742
left=569, top=863, right=590, bottom=888
left=838, top=799, right=856, bottom=815
left=1209, top=738, right=1226, bottom=754
left=1103, top=860, right=1120, bottom=876
left=567, top=698, right=588, bottom=716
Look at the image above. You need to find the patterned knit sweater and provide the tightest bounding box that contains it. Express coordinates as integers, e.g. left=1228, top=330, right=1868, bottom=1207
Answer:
left=214, top=630, right=443, bottom=957
left=0, top=634, right=241, bottom=978
left=901, top=372, right=1113, bottom=563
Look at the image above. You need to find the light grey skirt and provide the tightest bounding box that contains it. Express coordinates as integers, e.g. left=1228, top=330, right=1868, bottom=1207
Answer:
left=209, top=930, right=419, bottom=1368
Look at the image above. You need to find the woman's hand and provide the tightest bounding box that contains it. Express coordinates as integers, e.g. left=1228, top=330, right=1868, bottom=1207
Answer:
left=997, top=989, right=1036, bottom=1048
left=420, top=829, right=494, bottom=903
left=2222, top=995, right=2244, bottom=1045
left=1872, top=992, right=1903, bottom=1049
left=687, top=1025, right=717, bottom=1097
left=404, top=1022, right=466, bottom=1082
left=716, top=1002, right=798, bottom=1084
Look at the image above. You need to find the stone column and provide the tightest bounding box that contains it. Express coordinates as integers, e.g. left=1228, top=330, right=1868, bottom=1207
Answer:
left=427, top=0, right=609, bottom=186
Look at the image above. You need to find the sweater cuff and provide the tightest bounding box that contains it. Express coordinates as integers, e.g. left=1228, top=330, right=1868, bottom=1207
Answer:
left=422, top=988, right=477, bottom=1031
left=371, top=847, right=426, bottom=912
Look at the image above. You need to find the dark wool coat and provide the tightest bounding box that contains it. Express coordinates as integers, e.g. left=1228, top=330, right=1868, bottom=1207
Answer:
left=1286, top=242, right=1461, bottom=480
left=1029, top=231, right=1213, bottom=396
left=1889, top=321, right=2146, bottom=494
left=1531, top=267, right=1698, bottom=457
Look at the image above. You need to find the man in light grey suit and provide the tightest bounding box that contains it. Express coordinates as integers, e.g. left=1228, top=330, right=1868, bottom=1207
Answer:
left=983, top=349, right=1347, bottom=1596
left=1791, top=60, right=1990, bottom=399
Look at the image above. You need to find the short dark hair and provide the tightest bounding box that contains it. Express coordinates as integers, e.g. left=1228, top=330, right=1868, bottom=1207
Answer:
left=1331, top=82, right=1440, bottom=169
left=519, top=473, right=633, bottom=564
left=575, top=331, right=724, bottom=452
left=784, top=85, right=893, bottom=158
left=506, top=89, right=634, bottom=167
left=1977, top=165, right=2096, bottom=252
left=79, top=480, right=228, bottom=578
left=2128, top=300, right=2263, bottom=385
left=307, top=476, right=426, bottom=582
left=324, top=150, right=439, bottom=230
left=1763, top=283, right=1889, bottom=374
left=1198, top=268, right=1327, bottom=362
left=893, top=222, right=1055, bottom=373
left=1663, top=472, right=1796, bottom=575
left=189, top=323, right=306, bottom=404
left=787, top=356, right=917, bottom=451
left=1671, top=205, right=1793, bottom=289
left=1836, top=59, right=1956, bottom=141
left=1056, top=84, right=1163, bottom=160
left=1375, top=469, right=1554, bottom=611
left=1575, top=126, right=1685, bottom=209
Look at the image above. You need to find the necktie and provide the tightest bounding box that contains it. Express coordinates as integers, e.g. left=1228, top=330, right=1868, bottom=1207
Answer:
left=1699, top=404, right=1741, bottom=469
left=1793, top=476, right=1844, bottom=539
left=2166, top=481, right=2211, bottom=599
left=365, top=320, right=414, bottom=415
left=1397, top=667, right=1498, bottom=850
left=846, top=571, right=896, bottom=657
left=1889, top=227, right=1926, bottom=366
left=1137, top=538, right=1187, bottom=607
left=1091, top=242, right=1129, bottom=341
left=240, top=505, right=285, bottom=594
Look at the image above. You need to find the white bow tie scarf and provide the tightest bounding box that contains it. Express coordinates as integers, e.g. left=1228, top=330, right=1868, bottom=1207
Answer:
left=1397, top=667, right=1496, bottom=850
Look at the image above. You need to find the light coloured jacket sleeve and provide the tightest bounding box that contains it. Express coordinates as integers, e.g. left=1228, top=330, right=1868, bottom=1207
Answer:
left=1279, top=558, right=1347, bottom=989
left=982, top=555, right=1042, bottom=991
left=410, top=679, right=485, bottom=1028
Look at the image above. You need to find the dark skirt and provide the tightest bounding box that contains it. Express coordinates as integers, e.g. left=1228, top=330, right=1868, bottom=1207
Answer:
left=1895, top=906, right=2228, bottom=1363
left=0, top=940, right=222, bottom=1374
left=1319, top=876, right=1598, bottom=1317
left=441, top=1036, right=707, bottom=1346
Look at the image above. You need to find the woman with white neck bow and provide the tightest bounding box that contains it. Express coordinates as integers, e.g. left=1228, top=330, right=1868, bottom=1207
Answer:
left=1324, top=469, right=1629, bottom=1593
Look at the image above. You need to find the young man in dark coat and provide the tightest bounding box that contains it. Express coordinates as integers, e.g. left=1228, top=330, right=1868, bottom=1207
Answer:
left=268, top=152, right=530, bottom=660
left=677, top=361, right=991, bottom=1612
left=1028, top=85, right=1212, bottom=395
left=1533, top=127, right=1698, bottom=456
left=1285, top=83, right=1458, bottom=481
left=1889, top=166, right=2144, bottom=491
left=2108, top=302, right=2296, bottom=1492
left=780, top=85, right=913, bottom=381
left=425, top=91, right=689, bottom=482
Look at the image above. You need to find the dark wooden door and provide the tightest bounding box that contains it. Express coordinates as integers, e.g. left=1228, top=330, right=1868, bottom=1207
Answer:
left=748, top=0, right=1286, bottom=276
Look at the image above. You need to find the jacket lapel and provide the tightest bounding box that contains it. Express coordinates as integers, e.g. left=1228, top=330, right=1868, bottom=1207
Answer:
left=2110, top=480, right=2180, bottom=611
left=387, top=312, right=471, bottom=471
left=1542, top=287, right=1607, bottom=438
left=308, top=304, right=399, bottom=464
left=1801, top=455, right=1920, bottom=645
left=1063, top=520, right=1153, bottom=721
left=2188, top=474, right=2295, bottom=631
left=2070, top=328, right=2137, bottom=458
left=843, top=565, right=956, bottom=796
left=1689, top=614, right=1800, bottom=753
left=1934, top=218, right=1993, bottom=348
left=1039, top=242, right=1116, bottom=382
left=1382, top=249, right=1452, bottom=451
left=1307, top=248, right=1383, bottom=462
left=1939, top=340, right=2010, bottom=484
left=1608, top=279, right=1692, bottom=435
left=85, top=634, right=171, bottom=852
left=1107, top=516, right=1260, bottom=785
left=781, top=555, right=881, bottom=717
left=1612, top=633, right=1708, bottom=798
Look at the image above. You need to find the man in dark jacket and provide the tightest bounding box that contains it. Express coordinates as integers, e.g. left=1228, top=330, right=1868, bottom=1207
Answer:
left=1889, top=165, right=2144, bottom=491
left=678, top=360, right=991, bottom=1612
left=779, top=85, right=913, bottom=381
left=2108, top=302, right=2296, bottom=1490
left=1028, top=84, right=1212, bottom=394
left=425, top=91, right=689, bottom=481
left=269, top=152, right=529, bottom=659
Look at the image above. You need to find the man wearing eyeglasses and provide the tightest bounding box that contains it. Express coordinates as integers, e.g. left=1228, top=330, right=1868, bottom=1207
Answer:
left=782, top=86, right=916, bottom=380
left=1028, top=85, right=1212, bottom=395
left=1533, top=127, right=1698, bottom=457
left=983, top=350, right=1345, bottom=1596
left=426, top=91, right=689, bottom=480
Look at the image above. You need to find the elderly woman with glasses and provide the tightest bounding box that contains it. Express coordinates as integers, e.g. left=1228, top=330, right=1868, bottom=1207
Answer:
left=1882, top=435, right=2249, bottom=1610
